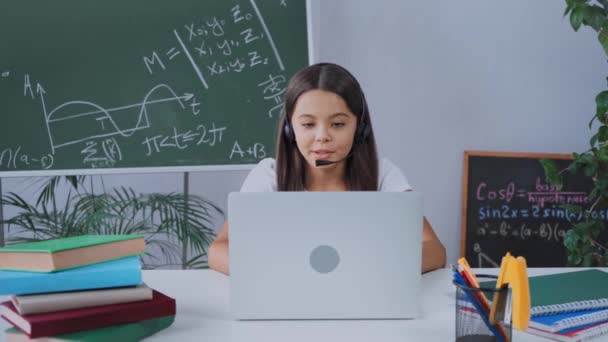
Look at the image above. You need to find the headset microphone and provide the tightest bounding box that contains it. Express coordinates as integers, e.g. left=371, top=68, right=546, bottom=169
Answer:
left=315, top=159, right=337, bottom=167
left=315, top=153, right=352, bottom=167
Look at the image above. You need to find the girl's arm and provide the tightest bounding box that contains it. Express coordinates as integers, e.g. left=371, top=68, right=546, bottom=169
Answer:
left=209, top=221, right=230, bottom=275
left=421, top=217, right=447, bottom=273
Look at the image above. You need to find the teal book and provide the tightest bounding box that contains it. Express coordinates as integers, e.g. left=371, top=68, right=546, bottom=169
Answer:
left=0, top=235, right=145, bottom=272
left=0, top=256, right=141, bottom=295
left=4, top=315, right=175, bottom=342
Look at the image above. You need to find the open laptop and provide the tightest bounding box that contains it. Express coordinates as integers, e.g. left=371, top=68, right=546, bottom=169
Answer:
left=228, top=191, right=423, bottom=320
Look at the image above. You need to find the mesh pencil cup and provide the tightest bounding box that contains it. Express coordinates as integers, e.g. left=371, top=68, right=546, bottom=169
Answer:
left=454, top=275, right=512, bottom=342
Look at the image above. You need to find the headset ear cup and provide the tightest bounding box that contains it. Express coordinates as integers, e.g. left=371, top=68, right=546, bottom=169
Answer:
left=283, top=120, right=294, bottom=142
left=356, top=90, right=370, bottom=143
left=362, top=123, right=371, bottom=140
left=355, top=122, right=370, bottom=144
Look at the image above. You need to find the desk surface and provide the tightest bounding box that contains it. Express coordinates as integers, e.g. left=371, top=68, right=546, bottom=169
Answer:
left=0, top=268, right=602, bottom=341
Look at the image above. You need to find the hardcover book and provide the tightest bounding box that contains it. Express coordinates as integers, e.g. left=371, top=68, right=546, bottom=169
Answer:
left=0, top=256, right=142, bottom=296
left=0, top=235, right=145, bottom=272
left=4, top=315, right=175, bottom=342
left=1, top=290, right=175, bottom=338
left=11, top=284, right=152, bottom=315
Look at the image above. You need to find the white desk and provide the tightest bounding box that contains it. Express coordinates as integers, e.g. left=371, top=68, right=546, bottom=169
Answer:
left=0, top=268, right=600, bottom=341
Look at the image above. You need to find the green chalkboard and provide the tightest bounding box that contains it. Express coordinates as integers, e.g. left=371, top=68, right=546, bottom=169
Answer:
left=0, top=0, right=309, bottom=175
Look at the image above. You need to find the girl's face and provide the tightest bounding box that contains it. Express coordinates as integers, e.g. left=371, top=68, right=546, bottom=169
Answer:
left=291, top=89, right=358, bottom=168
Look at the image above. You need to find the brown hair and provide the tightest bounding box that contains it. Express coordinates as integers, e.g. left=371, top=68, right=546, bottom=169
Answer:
left=275, top=63, right=379, bottom=191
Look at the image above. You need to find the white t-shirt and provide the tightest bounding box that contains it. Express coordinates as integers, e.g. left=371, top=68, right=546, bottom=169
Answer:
left=240, top=158, right=412, bottom=192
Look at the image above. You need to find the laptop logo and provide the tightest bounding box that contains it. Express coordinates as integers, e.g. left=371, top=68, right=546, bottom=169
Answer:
left=310, top=245, right=340, bottom=273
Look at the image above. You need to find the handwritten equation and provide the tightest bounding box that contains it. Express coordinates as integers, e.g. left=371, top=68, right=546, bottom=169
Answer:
left=471, top=177, right=600, bottom=243
left=477, top=221, right=566, bottom=242
left=475, top=177, right=588, bottom=207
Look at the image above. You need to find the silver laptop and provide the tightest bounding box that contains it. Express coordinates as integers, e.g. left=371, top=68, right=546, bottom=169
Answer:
left=228, top=192, right=423, bottom=320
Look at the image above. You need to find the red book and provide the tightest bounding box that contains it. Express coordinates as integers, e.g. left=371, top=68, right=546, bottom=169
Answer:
left=1, top=290, right=175, bottom=338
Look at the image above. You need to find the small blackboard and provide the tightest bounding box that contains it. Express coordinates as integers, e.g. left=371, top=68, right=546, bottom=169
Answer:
left=461, top=151, right=607, bottom=267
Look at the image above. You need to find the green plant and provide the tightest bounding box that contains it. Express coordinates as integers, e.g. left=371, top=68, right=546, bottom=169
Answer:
left=541, top=0, right=608, bottom=266
left=1, top=175, right=223, bottom=269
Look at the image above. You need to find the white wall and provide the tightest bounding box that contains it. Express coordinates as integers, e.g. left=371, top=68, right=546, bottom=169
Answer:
left=2, top=0, right=605, bottom=265
left=313, top=0, right=604, bottom=264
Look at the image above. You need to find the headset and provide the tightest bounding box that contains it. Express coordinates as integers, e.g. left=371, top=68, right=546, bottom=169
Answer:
left=282, top=89, right=371, bottom=144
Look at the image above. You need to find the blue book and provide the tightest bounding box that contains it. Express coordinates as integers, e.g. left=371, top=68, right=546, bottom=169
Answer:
left=529, top=307, right=608, bottom=332
left=0, top=256, right=141, bottom=295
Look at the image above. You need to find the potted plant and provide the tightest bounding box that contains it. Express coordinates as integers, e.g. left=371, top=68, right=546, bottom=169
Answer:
left=1, top=175, right=223, bottom=269
left=542, top=0, right=608, bottom=266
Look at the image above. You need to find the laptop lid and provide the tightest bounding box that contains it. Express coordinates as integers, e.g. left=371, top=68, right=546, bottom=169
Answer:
left=229, top=191, right=423, bottom=320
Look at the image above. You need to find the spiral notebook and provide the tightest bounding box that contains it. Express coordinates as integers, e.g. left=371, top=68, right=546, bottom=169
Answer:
left=527, top=270, right=608, bottom=316
left=529, top=308, right=608, bottom=332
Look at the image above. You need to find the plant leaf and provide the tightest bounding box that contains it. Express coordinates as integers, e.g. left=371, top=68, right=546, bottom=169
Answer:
left=540, top=159, right=562, bottom=186
left=591, top=132, right=600, bottom=147
left=600, top=29, right=608, bottom=58
left=585, top=6, right=608, bottom=31
left=570, top=6, right=585, bottom=31
left=583, top=253, right=593, bottom=266
left=560, top=204, right=584, bottom=214
left=599, top=125, right=608, bottom=142
left=563, top=228, right=580, bottom=250
left=597, top=90, right=608, bottom=112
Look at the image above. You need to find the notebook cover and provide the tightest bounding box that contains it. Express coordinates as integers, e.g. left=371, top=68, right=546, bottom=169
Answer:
left=4, top=315, right=175, bottom=342
left=527, top=270, right=608, bottom=308
left=481, top=269, right=608, bottom=315
left=1, top=290, right=175, bottom=338
left=12, top=284, right=152, bottom=315
left=0, top=256, right=141, bottom=296
left=0, top=235, right=144, bottom=254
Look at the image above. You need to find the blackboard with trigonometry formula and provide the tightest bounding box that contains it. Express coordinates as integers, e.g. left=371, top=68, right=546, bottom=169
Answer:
left=461, top=151, right=608, bottom=267
left=0, top=0, right=310, bottom=176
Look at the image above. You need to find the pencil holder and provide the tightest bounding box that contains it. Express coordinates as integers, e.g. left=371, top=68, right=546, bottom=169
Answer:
left=454, top=275, right=512, bottom=342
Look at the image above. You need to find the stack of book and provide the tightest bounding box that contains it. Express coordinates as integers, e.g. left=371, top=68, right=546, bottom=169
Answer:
left=523, top=270, right=608, bottom=342
left=0, top=235, right=176, bottom=341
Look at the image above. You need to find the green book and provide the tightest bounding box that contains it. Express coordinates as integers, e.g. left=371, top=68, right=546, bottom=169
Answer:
left=527, top=269, right=608, bottom=316
left=0, top=235, right=144, bottom=253
left=0, top=235, right=145, bottom=272
left=5, top=315, right=175, bottom=342
left=481, top=269, right=608, bottom=316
